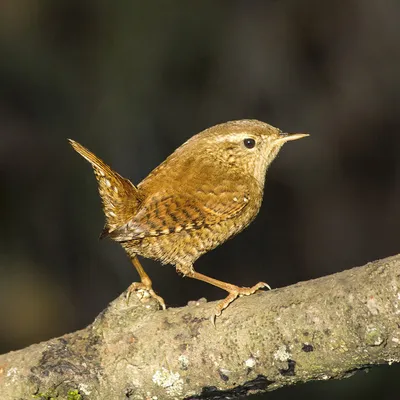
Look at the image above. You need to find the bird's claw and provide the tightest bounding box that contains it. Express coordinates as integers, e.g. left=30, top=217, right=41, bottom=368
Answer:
left=211, top=281, right=271, bottom=325
left=126, top=282, right=166, bottom=310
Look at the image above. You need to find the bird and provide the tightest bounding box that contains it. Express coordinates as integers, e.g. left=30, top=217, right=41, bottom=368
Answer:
left=69, top=119, right=308, bottom=319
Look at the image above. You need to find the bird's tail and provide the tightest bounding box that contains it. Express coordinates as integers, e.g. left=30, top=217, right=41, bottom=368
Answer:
left=69, top=139, right=141, bottom=238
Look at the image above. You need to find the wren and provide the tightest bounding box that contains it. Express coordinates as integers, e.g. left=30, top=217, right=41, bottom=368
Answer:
left=69, top=120, right=308, bottom=319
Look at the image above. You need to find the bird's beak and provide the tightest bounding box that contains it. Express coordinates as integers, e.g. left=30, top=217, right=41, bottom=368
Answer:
left=274, top=132, right=309, bottom=144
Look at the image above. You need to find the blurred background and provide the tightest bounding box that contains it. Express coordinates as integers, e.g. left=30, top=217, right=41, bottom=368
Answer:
left=0, top=1, right=399, bottom=398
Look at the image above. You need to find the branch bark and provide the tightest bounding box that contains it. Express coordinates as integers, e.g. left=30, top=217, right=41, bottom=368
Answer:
left=1, top=254, right=400, bottom=399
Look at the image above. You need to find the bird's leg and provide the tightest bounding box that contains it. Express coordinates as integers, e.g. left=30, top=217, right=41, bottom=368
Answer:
left=126, top=256, right=166, bottom=310
left=177, top=265, right=270, bottom=320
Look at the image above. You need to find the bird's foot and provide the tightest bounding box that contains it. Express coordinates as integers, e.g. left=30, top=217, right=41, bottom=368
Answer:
left=211, top=282, right=271, bottom=325
left=126, top=281, right=166, bottom=310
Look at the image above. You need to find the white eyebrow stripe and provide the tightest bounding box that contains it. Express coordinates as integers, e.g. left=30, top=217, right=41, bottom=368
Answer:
left=212, top=132, right=256, bottom=143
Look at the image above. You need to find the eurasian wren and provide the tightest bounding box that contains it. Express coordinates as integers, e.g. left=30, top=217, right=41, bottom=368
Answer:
left=69, top=120, right=308, bottom=319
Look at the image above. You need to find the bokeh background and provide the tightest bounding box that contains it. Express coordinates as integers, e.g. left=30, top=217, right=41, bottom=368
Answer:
left=1, top=1, right=399, bottom=399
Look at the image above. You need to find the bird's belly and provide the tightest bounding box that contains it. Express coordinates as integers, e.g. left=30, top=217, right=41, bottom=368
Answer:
left=124, top=216, right=252, bottom=267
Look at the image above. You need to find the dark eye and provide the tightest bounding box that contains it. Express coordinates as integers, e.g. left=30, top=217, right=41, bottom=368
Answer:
left=243, top=138, right=256, bottom=149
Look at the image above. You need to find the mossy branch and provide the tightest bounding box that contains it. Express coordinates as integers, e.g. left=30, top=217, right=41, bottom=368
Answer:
left=1, top=254, right=400, bottom=399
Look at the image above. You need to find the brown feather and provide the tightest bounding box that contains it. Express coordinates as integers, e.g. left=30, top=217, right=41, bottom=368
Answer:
left=68, top=139, right=142, bottom=235
left=108, top=183, right=251, bottom=241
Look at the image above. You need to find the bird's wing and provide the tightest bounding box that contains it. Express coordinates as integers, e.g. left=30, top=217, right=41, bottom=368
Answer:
left=108, top=182, right=252, bottom=241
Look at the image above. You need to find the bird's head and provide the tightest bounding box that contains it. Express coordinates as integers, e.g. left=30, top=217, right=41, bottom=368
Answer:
left=182, top=119, right=309, bottom=186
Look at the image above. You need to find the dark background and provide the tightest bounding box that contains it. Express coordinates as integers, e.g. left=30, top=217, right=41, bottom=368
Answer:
left=0, top=1, right=399, bottom=399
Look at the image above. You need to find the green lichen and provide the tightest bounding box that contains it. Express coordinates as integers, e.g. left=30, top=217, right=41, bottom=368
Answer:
left=67, top=390, right=82, bottom=400
left=31, top=389, right=81, bottom=400
left=365, top=326, right=385, bottom=346
left=32, top=392, right=57, bottom=400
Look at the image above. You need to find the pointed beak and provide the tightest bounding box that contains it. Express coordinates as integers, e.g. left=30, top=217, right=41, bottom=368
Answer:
left=274, top=132, right=309, bottom=144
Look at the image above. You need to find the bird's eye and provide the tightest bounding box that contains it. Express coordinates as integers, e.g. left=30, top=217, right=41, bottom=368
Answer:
left=243, top=138, right=256, bottom=149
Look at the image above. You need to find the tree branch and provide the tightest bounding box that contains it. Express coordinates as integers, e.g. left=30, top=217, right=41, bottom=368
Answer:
left=1, top=254, right=400, bottom=399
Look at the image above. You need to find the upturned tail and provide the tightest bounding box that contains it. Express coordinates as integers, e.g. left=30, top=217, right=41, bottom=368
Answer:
left=69, top=139, right=141, bottom=238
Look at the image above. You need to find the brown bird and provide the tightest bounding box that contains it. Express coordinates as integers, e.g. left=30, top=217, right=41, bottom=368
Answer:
left=69, top=120, right=308, bottom=319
